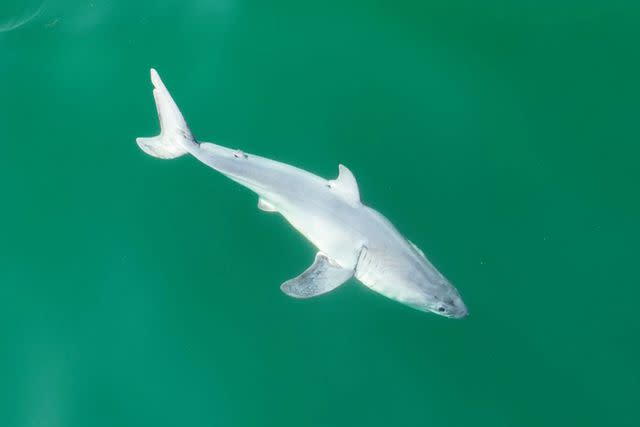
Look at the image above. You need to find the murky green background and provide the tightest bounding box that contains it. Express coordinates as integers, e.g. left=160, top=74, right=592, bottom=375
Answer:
left=1, top=1, right=638, bottom=426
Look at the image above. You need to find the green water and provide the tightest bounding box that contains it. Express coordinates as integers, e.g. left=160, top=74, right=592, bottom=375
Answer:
left=1, top=1, right=639, bottom=426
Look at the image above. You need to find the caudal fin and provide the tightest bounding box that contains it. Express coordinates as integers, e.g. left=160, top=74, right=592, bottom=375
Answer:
left=136, top=68, right=197, bottom=159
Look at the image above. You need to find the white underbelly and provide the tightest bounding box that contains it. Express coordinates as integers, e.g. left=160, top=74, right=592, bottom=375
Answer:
left=279, top=204, right=363, bottom=270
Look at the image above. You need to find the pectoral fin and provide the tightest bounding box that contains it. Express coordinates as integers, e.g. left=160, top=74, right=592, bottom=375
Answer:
left=281, top=253, right=353, bottom=299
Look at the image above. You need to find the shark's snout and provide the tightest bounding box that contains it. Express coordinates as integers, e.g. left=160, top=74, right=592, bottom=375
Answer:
left=450, top=298, right=468, bottom=319
left=432, top=289, right=468, bottom=319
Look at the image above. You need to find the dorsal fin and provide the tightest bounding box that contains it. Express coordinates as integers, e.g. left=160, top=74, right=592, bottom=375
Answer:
left=328, top=164, right=360, bottom=203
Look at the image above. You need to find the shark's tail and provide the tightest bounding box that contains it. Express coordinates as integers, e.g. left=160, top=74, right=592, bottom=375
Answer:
left=136, top=68, right=198, bottom=159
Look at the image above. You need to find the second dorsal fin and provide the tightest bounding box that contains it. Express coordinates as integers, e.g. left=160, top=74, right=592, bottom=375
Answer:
left=258, top=198, right=277, bottom=212
left=328, top=164, right=360, bottom=203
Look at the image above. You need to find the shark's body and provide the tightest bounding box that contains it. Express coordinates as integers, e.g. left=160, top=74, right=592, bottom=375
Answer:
left=137, top=69, right=467, bottom=318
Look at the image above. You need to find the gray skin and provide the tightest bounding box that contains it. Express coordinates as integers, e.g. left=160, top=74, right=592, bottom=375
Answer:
left=137, top=69, right=468, bottom=318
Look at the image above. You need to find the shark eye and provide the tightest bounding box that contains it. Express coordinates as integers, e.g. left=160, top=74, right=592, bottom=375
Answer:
left=437, top=306, right=446, bottom=313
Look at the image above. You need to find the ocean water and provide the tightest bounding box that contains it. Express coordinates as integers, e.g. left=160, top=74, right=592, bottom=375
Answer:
left=1, top=1, right=638, bottom=426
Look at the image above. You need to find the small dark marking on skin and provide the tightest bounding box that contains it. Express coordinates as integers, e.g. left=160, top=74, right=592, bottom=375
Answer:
left=233, top=150, right=248, bottom=159
left=180, top=128, right=194, bottom=141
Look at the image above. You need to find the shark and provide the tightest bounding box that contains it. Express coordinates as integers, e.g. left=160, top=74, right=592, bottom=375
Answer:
left=136, top=69, right=468, bottom=318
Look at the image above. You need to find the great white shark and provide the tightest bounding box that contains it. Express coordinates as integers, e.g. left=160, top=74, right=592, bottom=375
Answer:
left=137, top=69, right=468, bottom=318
